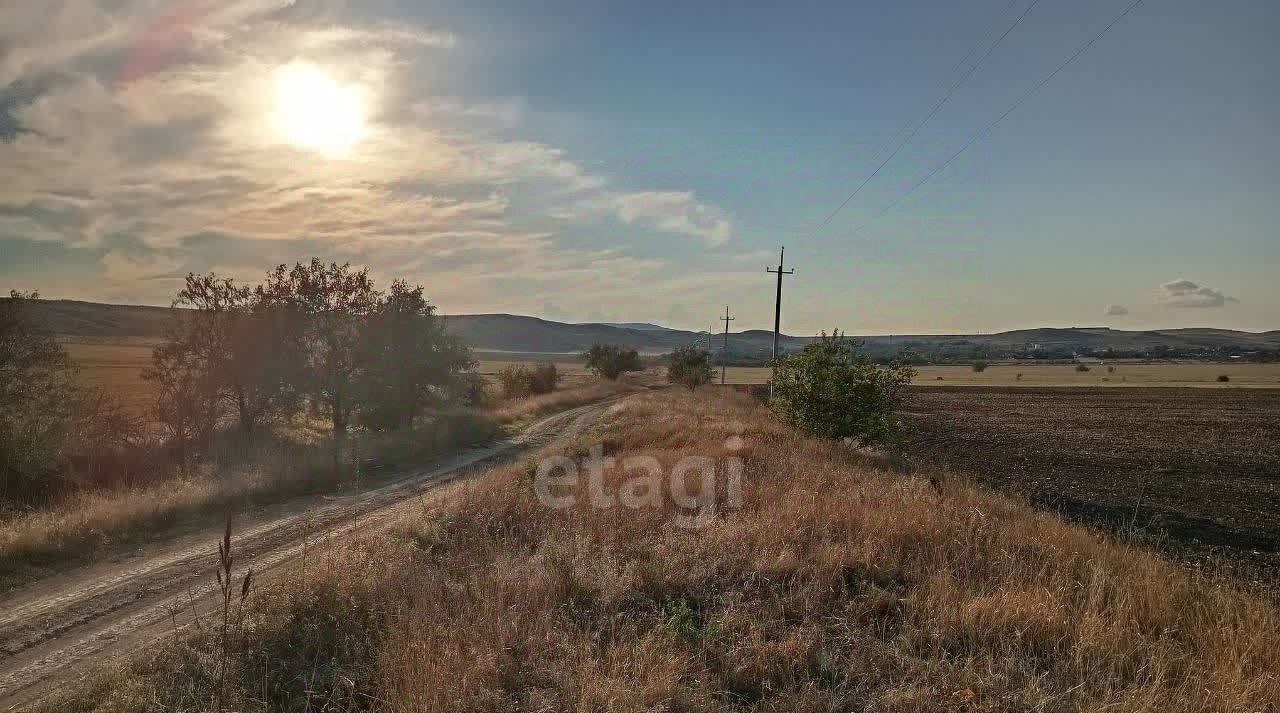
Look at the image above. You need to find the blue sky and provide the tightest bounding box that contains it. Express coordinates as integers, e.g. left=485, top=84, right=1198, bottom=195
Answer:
left=1, top=0, right=1276, bottom=334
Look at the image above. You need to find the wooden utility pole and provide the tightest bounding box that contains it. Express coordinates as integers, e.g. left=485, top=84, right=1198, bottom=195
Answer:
left=719, top=306, right=735, bottom=385
left=767, top=247, right=794, bottom=400
left=767, top=246, right=795, bottom=364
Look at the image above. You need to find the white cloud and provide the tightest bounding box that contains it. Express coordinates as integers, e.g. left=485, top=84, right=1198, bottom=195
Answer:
left=1105, top=304, right=1129, bottom=316
left=614, top=191, right=732, bottom=246
left=1157, top=279, right=1238, bottom=309
left=0, top=0, right=734, bottom=314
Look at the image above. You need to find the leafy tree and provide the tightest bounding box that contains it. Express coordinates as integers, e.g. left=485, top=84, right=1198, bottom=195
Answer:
left=153, top=273, right=293, bottom=438
left=667, top=346, right=713, bottom=390
left=770, top=332, right=915, bottom=446
left=583, top=343, right=642, bottom=380
left=258, top=260, right=380, bottom=469
left=0, top=292, right=80, bottom=502
left=144, top=335, right=221, bottom=465
left=358, top=280, right=472, bottom=429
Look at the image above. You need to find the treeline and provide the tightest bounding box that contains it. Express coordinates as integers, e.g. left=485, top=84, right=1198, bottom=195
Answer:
left=0, top=261, right=476, bottom=506
left=147, top=260, right=473, bottom=469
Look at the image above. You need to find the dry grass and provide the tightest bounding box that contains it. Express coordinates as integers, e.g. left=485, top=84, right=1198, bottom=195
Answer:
left=489, top=374, right=652, bottom=426
left=44, top=388, right=1280, bottom=712
left=721, top=362, right=1280, bottom=388
left=0, top=380, right=633, bottom=592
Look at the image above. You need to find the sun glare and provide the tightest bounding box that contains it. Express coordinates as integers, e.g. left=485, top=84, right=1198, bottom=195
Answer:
left=272, top=62, right=367, bottom=155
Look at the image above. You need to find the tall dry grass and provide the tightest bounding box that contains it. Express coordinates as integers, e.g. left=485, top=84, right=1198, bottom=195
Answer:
left=0, top=380, right=630, bottom=592
left=43, top=388, right=1280, bottom=712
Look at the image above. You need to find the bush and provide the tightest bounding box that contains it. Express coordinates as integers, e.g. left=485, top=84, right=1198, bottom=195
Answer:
left=496, top=363, right=559, bottom=398
left=971, top=361, right=989, bottom=372
left=1217, top=374, right=1230, bottom=383
left=528, top=362, right=559, bottom=394
left=583, top=343, right=642, bottom=381
left=666, top=346, right=713, bottom=390
left=1076, top=364, right=1092, bottom=372
left=770, top=333, right=915, bottom=447
left=496, top=365, right=532, bottom=398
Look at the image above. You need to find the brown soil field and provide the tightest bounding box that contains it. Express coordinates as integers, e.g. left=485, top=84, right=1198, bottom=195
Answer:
left=901, top=386, right=1280, bottom=580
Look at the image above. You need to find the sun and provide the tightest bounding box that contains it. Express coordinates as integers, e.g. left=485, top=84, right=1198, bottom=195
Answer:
left=272, top=62, right=367, bottom=154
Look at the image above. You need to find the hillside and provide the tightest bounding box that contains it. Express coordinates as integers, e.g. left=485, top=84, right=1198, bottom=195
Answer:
left=12, top=298, right=1280, bottom=357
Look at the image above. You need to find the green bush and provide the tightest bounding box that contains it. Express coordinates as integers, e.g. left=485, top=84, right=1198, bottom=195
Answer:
left=1217, top=374, right=1230, bottom=383
left=770, top=333, right=915, bottom=447
left=667, top=346, right=713, bottom=390
left=971, top=361, right=989, bottom=372
left=1076, top=364, right=1092, bottom=373
left=528, top=362, right=560, bottom=394
left=583, top=343, right=642, bottom=381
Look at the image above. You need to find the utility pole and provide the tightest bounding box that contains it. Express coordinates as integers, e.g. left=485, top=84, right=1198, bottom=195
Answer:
left=767, top=246, right=795, bottom=364
left=719, top=305, right=735, bottom=385
left=767, top=246, right=794, bottom=400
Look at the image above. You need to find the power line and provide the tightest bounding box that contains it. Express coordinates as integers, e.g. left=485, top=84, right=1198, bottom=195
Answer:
left=849, top=0, right=1147, bottom=236
left=803, top=0, right=1044, bottom=241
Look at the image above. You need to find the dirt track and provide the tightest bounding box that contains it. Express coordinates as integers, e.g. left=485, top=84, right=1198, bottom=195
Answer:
left=0, top=400, right=613, bottom=711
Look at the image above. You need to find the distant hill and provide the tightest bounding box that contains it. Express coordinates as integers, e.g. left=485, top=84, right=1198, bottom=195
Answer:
left=583, top=322, right=673, bottom=332
left=11, top=298, right=1279, bottom=358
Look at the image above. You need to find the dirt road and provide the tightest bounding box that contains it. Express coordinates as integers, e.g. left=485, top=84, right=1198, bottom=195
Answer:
left=0, top=399, right=613, bottom=711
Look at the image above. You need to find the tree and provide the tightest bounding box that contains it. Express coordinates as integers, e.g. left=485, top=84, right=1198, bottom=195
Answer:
left=358, top=280, right=472, bottom=429
left=144, top=335, right=221, bottom=465
left=258, top=260, right=380, bottom=469
left=154, top=273, right=292, bottom=439
left=667, top=346, right=713, bottom=390
left=0, top=291, right=79, bottom=502
left=770, top=332, right=915, bottom=447
left=583, top=343, right=642, bottom=380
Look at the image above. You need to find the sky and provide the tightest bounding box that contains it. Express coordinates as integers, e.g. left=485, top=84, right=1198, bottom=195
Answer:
left=1, top=0, right=1276, bottom=335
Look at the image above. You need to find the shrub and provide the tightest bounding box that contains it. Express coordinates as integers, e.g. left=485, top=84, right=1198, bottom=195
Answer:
left=971, top=361, right=989, bottom=372
left=460, top=372, right=489, bottom=407
left=770, top=333, right=915, bottom=447
left=583, top=343, right=642, bottom=380
left=1217, top=374, right=1230, bottom=383
left=528, top=362, right=560, bottom=395
left=496, top=365, right=532, bottom=398
left=1108, top=366, right=1117, bottom=373
left=1076, top=364, right=1092, bottom=372
left=666, top=346, right=713, bottom=390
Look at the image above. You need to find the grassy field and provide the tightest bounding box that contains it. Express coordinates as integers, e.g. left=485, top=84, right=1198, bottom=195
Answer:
left=63, top=340, right=159, bottom=415
left=42, top=388, right=1280, bottom=712
left=62, top=340, right=1280, bottom=423
left=720, top=362, right=1280, bottom=387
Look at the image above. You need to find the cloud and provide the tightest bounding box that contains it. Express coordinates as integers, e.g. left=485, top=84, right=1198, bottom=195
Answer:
left=614, top=192, right=732, bottom=246
left=1157, top=279, right=1239, bottom=309
left=0, top=0, right=734, bottom=312
left=1105, top=304, right=1129, bottom=316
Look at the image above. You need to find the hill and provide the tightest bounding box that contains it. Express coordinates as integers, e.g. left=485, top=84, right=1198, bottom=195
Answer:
left=11, top=298, right=1280, bottom=358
